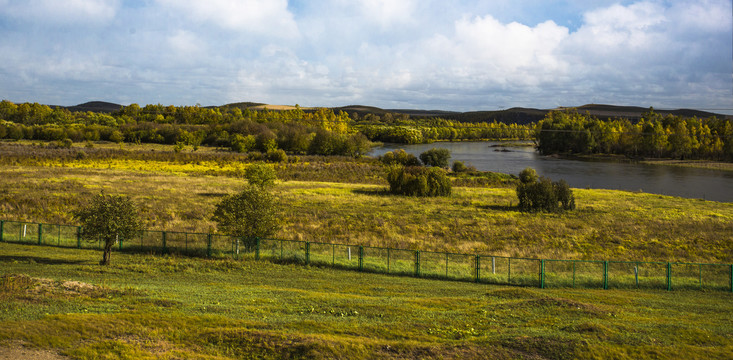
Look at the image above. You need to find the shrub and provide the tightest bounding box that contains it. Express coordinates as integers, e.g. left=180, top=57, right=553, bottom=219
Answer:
left=419, top=148, right=451, bottom=168
left=379, top=149, right=420, bottom=166
left=266, top=149, right=288, bottom=163
left=211, top=185, right=281, bottom=251
left=245, top=163, right=277, bottom=188
left=452, top=160, right=468, bottom=172
left=386, top=166, right=451, bottom=197
left=516, top=167, right=575, bottom=212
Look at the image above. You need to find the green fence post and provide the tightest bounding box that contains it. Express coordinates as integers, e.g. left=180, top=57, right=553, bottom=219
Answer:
left=206, top=233, right=212, bottom=258
left=475, top=255, right=480, bottom=283
left=508, top=257, right=511, bottom=284
left=415, top=250, right=421, bottom=277
left=572, top=261, right=576, bottom=288
left=358, top=246, right=364, bottom=272
left=540, top=259, right=545, bottom=289
left=255, top=238, right=260, bottom=260
left=667, top=262, right=672, bottom=291
left=305, top=242, right=310, bottom=264
left=0, top=220, right=4, bottom=242
left=603, top=261, right=609, bottom=290
left=38, top=223, right=43, bottom=245
left=162, top=231, right=167, bottom=254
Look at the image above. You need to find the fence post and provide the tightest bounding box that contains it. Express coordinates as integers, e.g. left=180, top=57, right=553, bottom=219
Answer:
left=415, top=250, right=421, bottom=277
left=540, top=259, right=545, bottom=289
left=206, top=233, right=212, bottom=258
left=667, top=262, right=672, bottom=291
left=492, top=256, right=496, bottom=274
left=38, top=223, right=43, bottom=245
left=603, top=261, right=609, bottom=290
left=162, top=231, right=168, bottom=254
left=475, top=255, right=480, bottom=283
left=305, top=242, right=310, bottom=264
left=358, top=246, right=364, bottom=272
left=0, top=220, right=4, bottom=242
left=255, top=238, right=260, bottom=260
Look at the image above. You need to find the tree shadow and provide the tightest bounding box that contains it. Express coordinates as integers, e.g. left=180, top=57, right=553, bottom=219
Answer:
left=197, top=192, right=228, bottom=197
left=0, top=255, right=89, bottom=265
left=351, top=188, right=391, bottom=196
left=477, top=204, right=518, bottom=212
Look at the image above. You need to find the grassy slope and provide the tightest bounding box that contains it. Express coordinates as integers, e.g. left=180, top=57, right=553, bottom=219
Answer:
left=1, top=242, right=731, bottom=359
left=1, top=164, right=731, bottom=263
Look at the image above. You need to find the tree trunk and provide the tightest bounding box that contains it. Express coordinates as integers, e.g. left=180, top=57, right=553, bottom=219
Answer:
left=100, top=242, right=112, bottom=265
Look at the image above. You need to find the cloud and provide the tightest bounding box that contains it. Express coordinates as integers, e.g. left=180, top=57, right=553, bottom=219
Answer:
left=0, top=0, right=729, bottom=112
left=0, top=0, right=120, bottom=24
left=155, top=0, right=299, bottom=38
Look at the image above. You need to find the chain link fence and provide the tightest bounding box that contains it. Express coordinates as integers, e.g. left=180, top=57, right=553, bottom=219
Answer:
left=2, top=219, right=731, bottom=292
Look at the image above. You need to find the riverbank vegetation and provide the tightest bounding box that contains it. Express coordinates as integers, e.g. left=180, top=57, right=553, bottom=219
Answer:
left=538, top=109, right=733, bottom=161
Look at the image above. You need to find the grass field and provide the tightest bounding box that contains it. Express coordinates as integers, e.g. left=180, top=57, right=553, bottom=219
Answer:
left=1, top=242, right=732, bottom=359
left=1, top=162, right=731, bottom=263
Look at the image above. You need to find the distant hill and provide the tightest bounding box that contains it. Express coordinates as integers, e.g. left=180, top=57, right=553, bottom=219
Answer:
left=54, top=101, right=731, bottom=123
left=64, top=101, right=122, bottom=113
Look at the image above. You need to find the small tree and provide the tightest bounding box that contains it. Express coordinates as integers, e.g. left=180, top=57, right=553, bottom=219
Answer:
left=379, top=149, right=420, bottom=166
left=419, top=148, right=451, bottom=168
left=212, top=185, right=281, bottom=250
left=516, top=167, right=575, bottom=212
left=245, top=163, right=277, bottom=188
left=73, top=192, right=143, bottom=265
left=386, top=165, right=451, bottom=197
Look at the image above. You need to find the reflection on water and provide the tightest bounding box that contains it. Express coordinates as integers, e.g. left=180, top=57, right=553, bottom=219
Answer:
left=368, top=141, right=733, bottom=202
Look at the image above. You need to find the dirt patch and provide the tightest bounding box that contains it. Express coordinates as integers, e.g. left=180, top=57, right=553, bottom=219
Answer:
left=0, top=341, right=68, bottom=360
left=1, top=274, right=120, bottom=298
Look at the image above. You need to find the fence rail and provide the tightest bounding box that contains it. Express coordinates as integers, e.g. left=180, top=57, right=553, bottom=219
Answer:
left=1, top=219, right=731, bottom=292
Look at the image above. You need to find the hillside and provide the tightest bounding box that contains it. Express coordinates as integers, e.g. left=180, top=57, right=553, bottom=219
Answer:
left=50, top=101, right=732, bottom=123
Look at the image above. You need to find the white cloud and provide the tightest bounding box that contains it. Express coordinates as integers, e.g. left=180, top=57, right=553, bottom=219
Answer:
left=155, top=0, right=299, bottom=38
left=0, top=0, right=119, bottom=24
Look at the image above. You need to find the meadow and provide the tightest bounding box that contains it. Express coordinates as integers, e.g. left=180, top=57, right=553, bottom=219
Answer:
left=1, top=242, right=732, bottom=359
left=1, top=141, right=731, bottom=263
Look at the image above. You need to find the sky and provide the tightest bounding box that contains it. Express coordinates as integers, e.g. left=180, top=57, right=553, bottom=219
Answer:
left=0, top=0, right=731, bottom=112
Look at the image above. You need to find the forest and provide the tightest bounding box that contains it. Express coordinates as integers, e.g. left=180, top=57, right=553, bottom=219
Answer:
left=1, top=100, right=731, bottom=161
left=537, top=109, right=733, bottom=160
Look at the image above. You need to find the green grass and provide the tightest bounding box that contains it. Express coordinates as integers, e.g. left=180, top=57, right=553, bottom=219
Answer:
left=1, top=162, right=731, bottom=263
left=1, top=242, right=731, bottom=359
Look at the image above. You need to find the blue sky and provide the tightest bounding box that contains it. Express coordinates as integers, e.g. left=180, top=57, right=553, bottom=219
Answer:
left=0, top=0, right=731, bottom=112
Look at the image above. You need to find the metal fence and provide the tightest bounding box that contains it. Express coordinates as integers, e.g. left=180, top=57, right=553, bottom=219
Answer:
left=2, top=219, right=731, bottom=292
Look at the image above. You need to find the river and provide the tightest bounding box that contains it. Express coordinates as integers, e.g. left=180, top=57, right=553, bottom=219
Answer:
left=368, top=141, right=733, bottom=203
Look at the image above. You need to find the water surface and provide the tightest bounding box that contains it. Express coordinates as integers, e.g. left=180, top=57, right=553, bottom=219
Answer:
left=369, top=141, right=733, bottom=202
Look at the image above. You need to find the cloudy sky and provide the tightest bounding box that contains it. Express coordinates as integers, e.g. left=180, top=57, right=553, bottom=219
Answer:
left=0, top=0, right=731, bottom=112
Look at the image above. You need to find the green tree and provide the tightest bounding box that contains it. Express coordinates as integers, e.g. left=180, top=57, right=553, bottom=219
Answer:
left=516, top=168, right=575, bottom=212
left=419, top=148, right=451, bottom=168
left=73, top=192, right=143, bottom=265
left=211, top=185, right=281, bottom=250
left=245, top=163, right=277, bottom=188
left=386, top=166, right=451, bottom=197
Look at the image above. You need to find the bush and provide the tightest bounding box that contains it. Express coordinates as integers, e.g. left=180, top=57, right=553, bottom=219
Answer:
left=266, top=149, right=288, bottom=163
left=452, top=160, right=468, bottom=172
left=245, top=163, right=277, bottom=188
left=386, top=166, right=451, bottom=197
left=379, top=149, right=420, bottom=166
left=419, top=148, right=451, bottom=168
left=211, top=185, right=281, bottom=251
left=516, top=168, right=575, bottom=212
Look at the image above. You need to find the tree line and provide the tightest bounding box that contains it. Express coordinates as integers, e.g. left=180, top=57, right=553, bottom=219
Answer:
left=537, top=109, right=733, bottom=161
left=0, top=101, right=369, bottom=157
